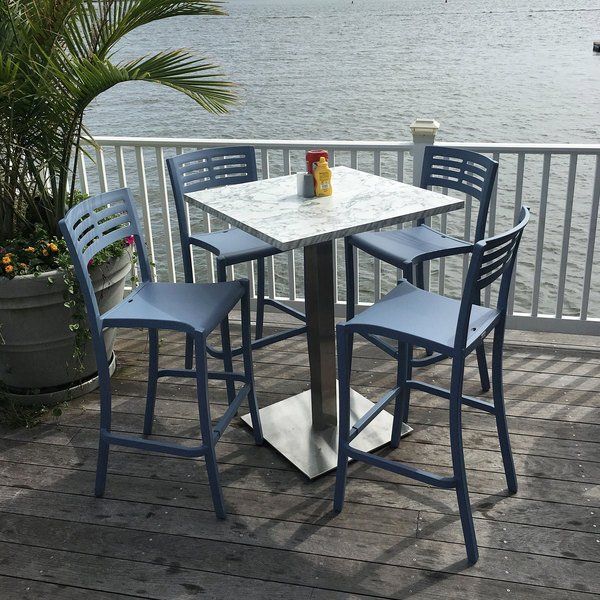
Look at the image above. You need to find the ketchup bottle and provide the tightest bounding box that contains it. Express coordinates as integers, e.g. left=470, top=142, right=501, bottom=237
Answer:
left=306, top=149, right=329, bottom=175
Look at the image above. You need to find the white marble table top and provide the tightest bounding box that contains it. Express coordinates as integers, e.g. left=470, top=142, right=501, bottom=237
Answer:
left=185, top=166, right=463, bottom=251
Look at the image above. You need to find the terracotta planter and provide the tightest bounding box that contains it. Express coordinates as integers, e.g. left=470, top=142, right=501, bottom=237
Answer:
left=0, top=251, right=131, bottom=402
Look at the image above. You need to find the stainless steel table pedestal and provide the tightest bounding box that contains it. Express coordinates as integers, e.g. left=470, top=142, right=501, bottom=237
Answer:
left=241, top=240, right=412, bottom=479
left=241, top=385, right=412, bottom=479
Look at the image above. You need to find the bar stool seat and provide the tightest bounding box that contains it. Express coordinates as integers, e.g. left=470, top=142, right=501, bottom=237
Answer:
left=102, top=280, right=245, bottom=334
left=349, top=279, right=500, bottom=355
left=349, top=225, right=471, bottom=269
left=190, top=228, right=279, bottom=265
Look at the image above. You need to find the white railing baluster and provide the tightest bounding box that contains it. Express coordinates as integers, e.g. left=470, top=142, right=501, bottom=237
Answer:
left=507, top=152, right=525, bottom=317
left=350, top=150, right=358, bottom=170
left=461, top=196, right=473, bottom=287
left=438, top=210, right=448, bottom=296
left=154, top=146, right=177, bottom=282
left=268, top=255, right=276, bottom=300
left=531, top=154, right=552, bottom=317
left=261, top=148, right=270, bottom=179
left=555, top=154, right=578, bottom=317
left=283, top=148, right=291, bottom=175
left=204, top=213, right=216, bottom=284
left=95, top=146, right=108, bottom=193
left=77, top=152, right=90, bottom=196
left=581, top=155, right=600, bottom=320
left=288, top=249, right=296, bottom=302
left=134, top=147, right=157, bottom=280
left=353, top=245, right=359, bottom=307
left=397, top=151, right=404, bottom=182
left=115, top=146, right=127, bottom=187
left=484, top=152, right=500, bottom=307
left=373, top=150, right=382, bottom=299
left=174, top=146, right=195, bottom=283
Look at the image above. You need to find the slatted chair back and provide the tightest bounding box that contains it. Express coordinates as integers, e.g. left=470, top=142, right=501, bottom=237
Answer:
left=419, top=146, right=498, bottom=241
left=455, top=206, right=530, bottom=347
left=166, top=146, right=258, bottom=279
left=59, top=188, right=151, bottom=338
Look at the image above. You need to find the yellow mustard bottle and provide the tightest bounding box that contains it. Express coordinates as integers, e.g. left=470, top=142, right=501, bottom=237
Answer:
left=313, top=156, right=333, bottom=197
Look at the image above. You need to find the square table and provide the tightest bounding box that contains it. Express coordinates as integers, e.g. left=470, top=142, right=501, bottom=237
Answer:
left=186, top=166, right=463, bottom=478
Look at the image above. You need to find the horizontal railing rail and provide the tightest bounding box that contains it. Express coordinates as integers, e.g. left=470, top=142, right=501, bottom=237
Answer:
left=79, top=123, right=600, bottom=336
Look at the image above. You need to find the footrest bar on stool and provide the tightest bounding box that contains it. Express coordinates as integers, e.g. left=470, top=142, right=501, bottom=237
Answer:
left=411, top=351, right=447, bottom=367
left=264, top=298, right=307, bottom=323
left=358, top=331, right=399, bottom=359
left=213, top=384, right=251, bottom=440
left=349, top=387, right=401, bottom=441
left=103, top=431, right=208, bottom=457
left=347, top=446, right=457, bottom=488
left=408, top=380, right=496, bottom=414
left=206, top=325, right=308, bottom=359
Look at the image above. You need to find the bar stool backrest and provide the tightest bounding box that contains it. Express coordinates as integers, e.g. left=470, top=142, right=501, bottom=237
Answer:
left=59, top=188, right=151, bottom=342
left=455, top=206, right=530, bottom=349
left=419, top=146, right=498, bottom=242
left=166, top=146, right=258, bottom=279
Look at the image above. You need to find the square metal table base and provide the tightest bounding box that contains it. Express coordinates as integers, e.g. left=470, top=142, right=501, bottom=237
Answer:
left=241, top=386, right=412, bottom=479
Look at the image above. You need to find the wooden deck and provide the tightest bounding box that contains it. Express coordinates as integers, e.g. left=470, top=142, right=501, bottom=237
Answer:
left=1, top=314, right=599, bottom=599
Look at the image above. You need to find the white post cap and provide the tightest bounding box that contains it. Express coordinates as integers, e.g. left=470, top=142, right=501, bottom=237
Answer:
left=410, top=118, right=440, bottom=137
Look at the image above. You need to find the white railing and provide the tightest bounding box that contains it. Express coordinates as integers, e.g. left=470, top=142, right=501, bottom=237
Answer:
left=79, top=121, right=600, bottom=336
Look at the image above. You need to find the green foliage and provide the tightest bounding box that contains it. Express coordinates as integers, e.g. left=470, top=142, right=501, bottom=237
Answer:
left=0, top=0, right=235, bottom=240
left=0, top=395, right=64, bottom=430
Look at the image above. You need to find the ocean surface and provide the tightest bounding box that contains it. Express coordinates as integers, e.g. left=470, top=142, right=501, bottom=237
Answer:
left=84, top=0, right=600, bottom=316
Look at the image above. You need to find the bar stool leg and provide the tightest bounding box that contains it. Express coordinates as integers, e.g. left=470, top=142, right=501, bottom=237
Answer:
left=391, top=341, right=409, bottom=448
left=241, top=280, right=263, bottom=445
left=449, top=355, right=478, bottom=564
left=94, top=352, right=112, bottom=498
left=333, top=325, right=352, bottom=513
left=217, top=259, right=236, bottom=406
left=255, top=258, right=266, bottom=341
left=195, top=334, right=226, bottom=519
left=143, top=328, right=159, bottom=436
left=492, top=322, right=518, bottom=493
left=476, top=343, right=491, bottom=392
left=184, top=334, right=194, bottom=370
left=344, top=239, right=356, bottom=321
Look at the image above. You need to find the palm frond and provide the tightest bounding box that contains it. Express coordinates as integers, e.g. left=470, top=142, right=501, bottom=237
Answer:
left=64, top=0, right=226, bottom=59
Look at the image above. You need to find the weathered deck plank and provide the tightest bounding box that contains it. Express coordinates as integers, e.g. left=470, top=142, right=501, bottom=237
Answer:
left=1, top=319, right=599, bottom=599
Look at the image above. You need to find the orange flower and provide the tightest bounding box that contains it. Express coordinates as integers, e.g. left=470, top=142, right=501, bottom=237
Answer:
left=1, top=255, right=11, bottom=264
left=25, top=246, right=35, bottom=253
left=19, top=263, right=27, bottom=268
left=42, top=249, right=49, bottom=256
left=4, top=265, right=13, bottom=273
left=48, top=242, right=58, bottom=252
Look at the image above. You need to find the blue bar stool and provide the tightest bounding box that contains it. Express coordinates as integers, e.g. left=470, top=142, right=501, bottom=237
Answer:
left=59, top=188, right=263, bottom=519
left=334, top=207, right=530, bottom=564
left=345, top=147, right=498, bottom=395
left=167, top=147, right=307, bottom=404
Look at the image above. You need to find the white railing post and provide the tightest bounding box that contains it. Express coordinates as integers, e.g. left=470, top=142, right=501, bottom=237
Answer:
left=410, top=118, right=440, bottom=186
left=410, top=118, right=440, bottom=290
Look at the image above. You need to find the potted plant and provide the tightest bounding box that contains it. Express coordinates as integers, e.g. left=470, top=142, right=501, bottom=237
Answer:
left=0, top=0, right=235, bottom=405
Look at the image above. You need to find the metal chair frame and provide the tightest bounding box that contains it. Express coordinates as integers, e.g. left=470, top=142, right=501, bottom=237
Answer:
left=59, top=188, right=263, bottom=518
left=345, top=146, right=499, bottom=394
left=167, top=146, right=307, bottom=405
left=334, top=207, right=530, bottom=564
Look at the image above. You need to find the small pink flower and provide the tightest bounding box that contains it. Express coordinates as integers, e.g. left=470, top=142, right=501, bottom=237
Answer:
left=124, top=235, right=135, bottom=247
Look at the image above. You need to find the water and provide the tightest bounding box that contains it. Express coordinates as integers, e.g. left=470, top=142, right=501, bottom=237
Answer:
left=84, top=0, right=600, bottom=317
left=87, top=0, right=600, bottom=143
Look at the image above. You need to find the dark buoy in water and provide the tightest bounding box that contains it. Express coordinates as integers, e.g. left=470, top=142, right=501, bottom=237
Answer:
left=594, top=41, right=600, bottom=53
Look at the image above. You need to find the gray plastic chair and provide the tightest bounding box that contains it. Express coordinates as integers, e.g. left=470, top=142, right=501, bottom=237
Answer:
left=167, top=146, right=307, bottom=405
left=334, top=207, right=530, bottom=564
left=59, top=188, right=263, bottom=519
left=345, top=146, right=498, bottom=394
